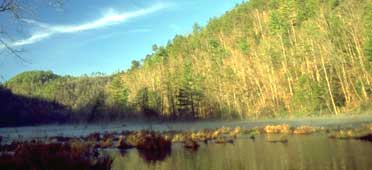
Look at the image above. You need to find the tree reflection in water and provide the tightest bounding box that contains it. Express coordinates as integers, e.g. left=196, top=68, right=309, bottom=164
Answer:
left=138, top=148, right=172, bottom=163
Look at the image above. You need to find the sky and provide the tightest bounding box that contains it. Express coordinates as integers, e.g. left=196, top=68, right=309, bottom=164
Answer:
left=0, top=0, right=244, bottom=81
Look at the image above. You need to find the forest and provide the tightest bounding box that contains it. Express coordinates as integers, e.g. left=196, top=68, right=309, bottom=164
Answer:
left=1, top=0, right=372, bottom=125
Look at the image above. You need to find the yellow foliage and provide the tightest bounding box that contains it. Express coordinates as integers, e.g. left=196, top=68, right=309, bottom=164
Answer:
left=172, top=134, right=186, bottom=143
left=293, top=126, right=316, bottom=135
left=211, top=130, right=220, bottom=139
left=264, top=124, right=289, bottom=134
left=229, top=127, right=241, bottom=138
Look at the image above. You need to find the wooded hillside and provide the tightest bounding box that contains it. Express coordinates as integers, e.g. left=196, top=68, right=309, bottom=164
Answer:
left=110, top=0, right=372, bottom=119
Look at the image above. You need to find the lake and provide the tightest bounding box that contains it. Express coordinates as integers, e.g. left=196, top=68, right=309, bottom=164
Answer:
left=1, top=115, right=371, bottom=143
left=1, top=115, right=372, bottom=170
left=108, top=134, right=372, bottom=170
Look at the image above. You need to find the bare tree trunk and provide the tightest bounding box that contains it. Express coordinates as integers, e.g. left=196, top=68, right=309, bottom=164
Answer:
left=321, top=55, right=338, bottom=115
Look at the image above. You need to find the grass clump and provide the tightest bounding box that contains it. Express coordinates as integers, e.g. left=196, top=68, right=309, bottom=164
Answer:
left=0, top=142, right=112, bottom=170
left=264, top=124, right=290, bottom=134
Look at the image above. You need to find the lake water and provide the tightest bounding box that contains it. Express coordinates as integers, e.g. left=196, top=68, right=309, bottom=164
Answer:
left=1, top=115, right=372, bottom=170
left=1, top=115, right=371, bottom=143
left=108, top=134, right=372, bottom=170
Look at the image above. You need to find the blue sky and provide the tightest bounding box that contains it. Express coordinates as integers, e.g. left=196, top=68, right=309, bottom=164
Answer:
left=0, top=0, right=244, bottom=81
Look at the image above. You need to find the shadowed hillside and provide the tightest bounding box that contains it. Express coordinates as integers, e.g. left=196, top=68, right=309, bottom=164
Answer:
left=3, top=71, right=134, bottom=125
left=0, top=85, right=69, bottom=127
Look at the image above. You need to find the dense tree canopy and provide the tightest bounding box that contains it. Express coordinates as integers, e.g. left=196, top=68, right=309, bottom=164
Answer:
left=3, top=71, right=115, bottom=124
left=111, top=0, right=372, bottom=119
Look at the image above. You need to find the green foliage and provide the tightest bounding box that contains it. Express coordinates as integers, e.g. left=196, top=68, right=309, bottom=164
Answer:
left=5, top=71, right=112, bottom=122
left=330, top=0, right=341, bottom=9
left=130, top=60, right=141, bottom=71
left=107, top=75, right=129, bottom=106
left=175, top=61, right=204, bottom=118
left=209, top=38, right=228, bottom=68
left=248, top=0, right=268, bottom=10
left=364, top=3, right=372, bottom=73
left=296, top=0, right=317, bottom=24
left=135, top=87, right=161, bottom=118
left=236, top=38, right=250, bottom=55
left=5, top=71, right=60, bottom=97
left=366, top=32, right=372, bottom=64
left=269, top=10, right=285, bottom=35
left=269, top=0, right=295, bottom=35
left=292, top=75, right=327, bottom=114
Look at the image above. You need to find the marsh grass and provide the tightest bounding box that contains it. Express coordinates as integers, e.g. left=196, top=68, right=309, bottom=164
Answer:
left=0, top=142, right=112, bottom=170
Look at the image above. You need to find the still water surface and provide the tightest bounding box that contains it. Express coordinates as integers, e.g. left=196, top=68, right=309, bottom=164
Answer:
left=1, top=116, right=372, bottom=170
left=108, top=134, right=372, bottom=170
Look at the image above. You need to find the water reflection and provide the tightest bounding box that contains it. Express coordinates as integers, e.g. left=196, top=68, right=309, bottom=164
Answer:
left=118, top=149, right=128, bottom=157
left=110, top=134, right=372, bottom=170
left=138, top=148, right=171, bottom=162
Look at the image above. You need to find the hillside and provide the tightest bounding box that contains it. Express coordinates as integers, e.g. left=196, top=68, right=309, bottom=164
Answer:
left=4, top=0, right=372, bottom=123
left=109, top=0, right=372, bottom=119
left=3, top=71, right=121, bottom=123
left=0, top=85, right=68, bottom=127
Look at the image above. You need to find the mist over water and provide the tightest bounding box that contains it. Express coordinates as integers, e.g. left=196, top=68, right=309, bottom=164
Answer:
left=1, top=116, right=371, bottom=143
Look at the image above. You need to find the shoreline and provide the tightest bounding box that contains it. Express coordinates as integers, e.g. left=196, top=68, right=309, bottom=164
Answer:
left=0, top=114, right=371, bottom=144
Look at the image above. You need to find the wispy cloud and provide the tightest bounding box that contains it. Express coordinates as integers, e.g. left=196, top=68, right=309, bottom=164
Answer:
left=75, top=28, right=152, bottom=47
left=2, top=3, right=168, bottom=48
